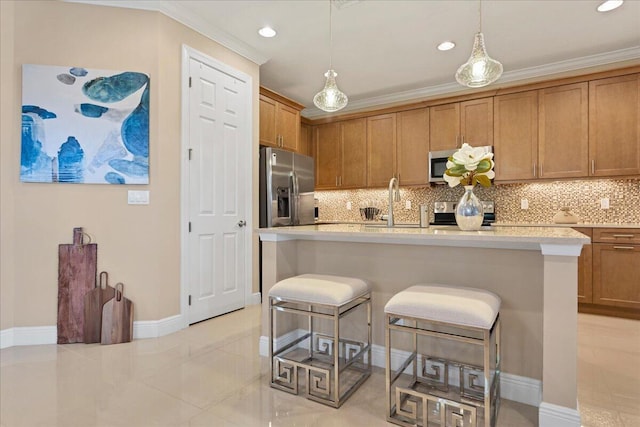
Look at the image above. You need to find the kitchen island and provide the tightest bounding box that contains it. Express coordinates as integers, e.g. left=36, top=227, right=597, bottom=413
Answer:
left=257, top=224, right=589, bottom=427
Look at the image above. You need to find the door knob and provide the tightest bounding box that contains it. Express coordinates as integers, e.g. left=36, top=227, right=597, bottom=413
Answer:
left=237, top=220, right=247, bottom=227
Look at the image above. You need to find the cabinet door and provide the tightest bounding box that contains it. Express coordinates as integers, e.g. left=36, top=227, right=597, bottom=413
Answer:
left=341, top=119, right=368, bottom=188
left=574, top=227, right=593, bottom=304
left=259, top=95, right=277, bottom=147
left=460, top=98, right=493, bottom=147
left=315, top=123, right=341, bottom=189
left=539, top=83, right=589, bottom=179
left=299, top=123, right=312, bottom=157
left=397, top=108, right=429, bottom=186
left=589, top=74, right=640, bottom=177
left=276, top=103, right=300, bottom=152
left=592, top=243, right=640, bottom=309
left=367, top=114, right=397, bottom=187
left=429, top=103, right=460, bottom=151
left=397, top=109, right=429, bottom=186
left=494, top=91, right=538, bottom=181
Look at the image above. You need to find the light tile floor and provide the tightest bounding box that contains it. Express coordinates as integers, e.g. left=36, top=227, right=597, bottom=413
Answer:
left=1, top=306, right=638, bottom=426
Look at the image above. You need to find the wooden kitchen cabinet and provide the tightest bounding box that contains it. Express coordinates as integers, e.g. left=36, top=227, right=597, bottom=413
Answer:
left=315, top=122, right=340, bottom=189
left=589, top=74, right=640, bottom=177
left=314, top=119, right=367, bottom=189
left=578, top=228, right=640, bottom=319
left=494, top=90, right=538, bottom=181
left=429, top=98, right=493, bottom=151
left=367, top=113, right=397, bottom=187
left=259, top=88, right=303, bottom=153
left=397, top=108, right=429, bottom=186
left=538, top=83, right=589, bottom=179
left=573, top=227, right=593, bottom=304
left=341, top=119, right=368, bottom=188
left=299, top=122, right=313, bottom=157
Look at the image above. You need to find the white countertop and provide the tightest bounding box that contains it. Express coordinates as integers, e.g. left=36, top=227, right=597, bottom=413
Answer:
left=492, top=222, right=640, bottom=229
left=257, top=223, right=589, bottom=254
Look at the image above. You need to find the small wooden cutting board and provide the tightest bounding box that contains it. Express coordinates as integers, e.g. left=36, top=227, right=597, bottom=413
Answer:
left=101, top=283, right=133, bottom=345
left=83, top=271, right=115, bottom=344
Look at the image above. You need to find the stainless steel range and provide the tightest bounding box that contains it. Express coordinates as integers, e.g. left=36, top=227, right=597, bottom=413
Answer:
left=430, top=200, right=495, bottom=226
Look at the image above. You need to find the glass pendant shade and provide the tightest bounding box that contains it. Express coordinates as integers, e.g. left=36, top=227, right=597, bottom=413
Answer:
left=455, top=32, right=503, bottom=88
left=313, top=69, right=348, bottom=112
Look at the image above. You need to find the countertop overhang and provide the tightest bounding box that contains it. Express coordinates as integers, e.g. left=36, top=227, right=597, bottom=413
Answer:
left=257, top=224, right=589, bottom=255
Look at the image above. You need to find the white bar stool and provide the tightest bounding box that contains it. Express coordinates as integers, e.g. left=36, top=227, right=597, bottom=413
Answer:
left=269, top=274, right=372, bottom=408
left=385, top=284, right=501, bottom=427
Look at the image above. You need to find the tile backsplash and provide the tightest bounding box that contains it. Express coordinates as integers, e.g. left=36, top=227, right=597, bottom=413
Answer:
left=316, top=179, right=640, bottom=224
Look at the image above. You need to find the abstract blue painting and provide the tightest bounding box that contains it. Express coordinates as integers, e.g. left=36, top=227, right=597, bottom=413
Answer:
left=21, top=64, right=149, bottom=184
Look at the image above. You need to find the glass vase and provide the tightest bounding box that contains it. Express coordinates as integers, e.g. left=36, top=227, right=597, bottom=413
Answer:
left=455, top=185, right=484, bottom=231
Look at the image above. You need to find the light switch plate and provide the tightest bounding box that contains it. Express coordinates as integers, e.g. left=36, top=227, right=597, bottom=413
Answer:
left=346, top=201, right=352, bottom=210
left=600, top=197, right=610, bottom=209
left=520, top=199, right=529, bottom=210
left=405, top=200, right=412, bottom=210
left=128, top=190, right=149, bottom=205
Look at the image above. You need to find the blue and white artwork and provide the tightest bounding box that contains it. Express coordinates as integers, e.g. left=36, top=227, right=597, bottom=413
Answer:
left=21, top=64, right=149, bottom=184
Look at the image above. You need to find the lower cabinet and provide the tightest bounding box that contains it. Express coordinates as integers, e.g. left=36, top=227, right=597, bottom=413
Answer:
left=577, top=227, right=640, bottom=319
left=574, top=228, right=593, bottom=304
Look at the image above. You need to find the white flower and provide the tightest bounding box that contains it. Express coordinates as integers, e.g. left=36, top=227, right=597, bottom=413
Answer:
left=443, top=143, right=495, bottom=188
left=451, top=143, right=494, bottom=171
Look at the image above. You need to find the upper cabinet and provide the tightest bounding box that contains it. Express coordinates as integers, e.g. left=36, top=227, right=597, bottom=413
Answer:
left=429, top=98, right=493, bottom=151
left=259, top=87, right=304, bottom=153
left=397, top=108, right=430, bottom=186
left=494, top=90, right=539, bottom=181
left=538, top=82, right=589, bottom=179
left=314, top=119, right=367, bottom=190
left=367, top=114, right=397, bottom=187
left=299, top=122, right=313, bottom=157
left=589, top=74, right=640, bottom=177
left=309, top=69, right=639, bottom=188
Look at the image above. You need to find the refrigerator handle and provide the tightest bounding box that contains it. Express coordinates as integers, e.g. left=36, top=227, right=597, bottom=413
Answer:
left=290, top=171, right=300, bottom=225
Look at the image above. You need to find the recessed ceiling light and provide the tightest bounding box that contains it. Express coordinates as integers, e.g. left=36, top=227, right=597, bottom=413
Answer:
left=437, top=41, right=456, bottom=51
left=258, top=26, right=277, bottom=38
left=597, top=0, right=623, bottom=12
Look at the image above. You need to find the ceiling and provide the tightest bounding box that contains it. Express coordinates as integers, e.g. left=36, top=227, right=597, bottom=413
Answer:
left=70, top=1, right=640, bottom=117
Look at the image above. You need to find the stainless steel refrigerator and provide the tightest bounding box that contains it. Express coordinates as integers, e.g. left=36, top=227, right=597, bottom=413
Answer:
left=259, top=147, right=315, bottom=228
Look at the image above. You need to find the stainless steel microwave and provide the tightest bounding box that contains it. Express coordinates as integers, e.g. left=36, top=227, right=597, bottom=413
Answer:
left=428, top=146, right=493, bottom=183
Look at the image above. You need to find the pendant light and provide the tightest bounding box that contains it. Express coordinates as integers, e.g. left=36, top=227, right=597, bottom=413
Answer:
left=455, top=0, right=503, bottom=88
left=313, top=0, right=348, bottom=112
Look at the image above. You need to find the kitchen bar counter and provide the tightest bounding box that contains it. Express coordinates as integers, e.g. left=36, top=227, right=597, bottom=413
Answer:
left=257, top=224, right=588, bottom=426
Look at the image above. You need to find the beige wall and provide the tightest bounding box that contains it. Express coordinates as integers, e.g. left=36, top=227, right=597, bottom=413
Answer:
left=0, top=1, right=260, bottom=330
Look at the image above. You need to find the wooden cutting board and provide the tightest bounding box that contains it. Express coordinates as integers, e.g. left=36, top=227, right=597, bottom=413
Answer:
left=101, top=283, right=133, bottom=345
left=58, top=227, right=97, bottom=344
left=83, top=271, right=115, bottom=344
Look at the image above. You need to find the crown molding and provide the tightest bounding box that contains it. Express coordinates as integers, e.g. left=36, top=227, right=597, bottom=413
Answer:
left=62, top=0, right=270, bottom=65
left=302, top=46, right=640, bottom=118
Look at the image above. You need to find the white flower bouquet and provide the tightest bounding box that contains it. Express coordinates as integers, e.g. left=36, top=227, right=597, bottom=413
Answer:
left=443, top=143, right=495, bottom=188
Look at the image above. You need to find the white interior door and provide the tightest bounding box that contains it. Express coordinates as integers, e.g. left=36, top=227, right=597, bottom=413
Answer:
left=187, top=56, right=248, bottom=324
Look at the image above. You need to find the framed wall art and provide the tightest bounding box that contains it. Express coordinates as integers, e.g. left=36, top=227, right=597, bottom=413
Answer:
left=21, top=64, right=149, bottom=184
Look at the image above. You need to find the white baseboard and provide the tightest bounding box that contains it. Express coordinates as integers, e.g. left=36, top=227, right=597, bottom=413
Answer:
left=248, top=292, right=261, bottom=305
left=539, top=402, right=581, bottom=427
left=0, top=326, right=57, bottom=349
left=259, top=332, right=542, bottom=408
left=0, top=315, right=185, bottom=349
left=132, top=314, right=184, bottom=339
left=0, top=298, right=263, bottom=350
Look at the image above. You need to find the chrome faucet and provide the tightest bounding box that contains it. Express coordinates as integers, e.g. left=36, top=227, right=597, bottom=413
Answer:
left=387, top=177, right=401, bottom=227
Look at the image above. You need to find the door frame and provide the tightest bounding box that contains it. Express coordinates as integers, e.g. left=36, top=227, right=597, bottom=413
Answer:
left=180, top=44, right=254, bottom=328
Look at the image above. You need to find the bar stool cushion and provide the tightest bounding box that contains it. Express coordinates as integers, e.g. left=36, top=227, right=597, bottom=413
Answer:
left=385, top=284, right=501, bottom=329
left=269, top=274, right=371, bottom=306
